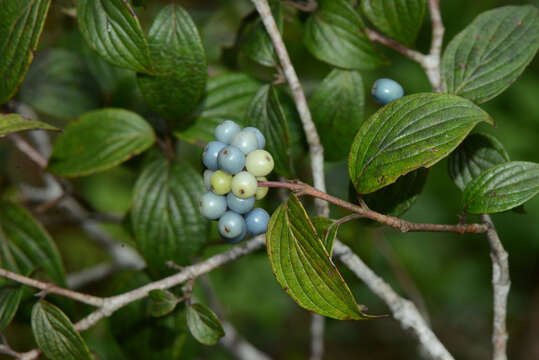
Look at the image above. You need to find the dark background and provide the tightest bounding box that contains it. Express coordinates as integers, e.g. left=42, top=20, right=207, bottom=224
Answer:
left=1, top=0, right=538, bottom=359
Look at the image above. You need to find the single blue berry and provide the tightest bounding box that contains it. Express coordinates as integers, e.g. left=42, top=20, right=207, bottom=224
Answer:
left=217, top=145, right=246, bottom=174
left=244, top=127, right=265, bottom=149
left=371, top=78, right=404, bottom=105
left=225, top=225, right=246, bottom=244
left=199, top=192, right=227, bottom=220
left=245, top=208, right=270, bottom=235
left=218, top=211, right=246, bottom=239
left=227, top=193, right=255, bottom=214
left=231, top=130, right=259, bottom=154
left=215, top=120, right=241, bottom=144
left=202, top=141, right=226, bottom=171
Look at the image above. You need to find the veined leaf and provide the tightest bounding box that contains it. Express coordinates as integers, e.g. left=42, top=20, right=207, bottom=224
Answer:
left=77, top=0, right=152, bottom=73
left=149, top=290, right=178, bottom=318
left=348, top=93, right=492, bottom=194
left=449, top=132, right=510, bottom=191
left=131, top=157, right=210, bottom=273
left=303, top=0, right=386, bottom=70
left=311, top=216, right=340, bottom=256
left=245, top=85, right=294, bottom=177
left=31, top=301, right=92, bottom=360
left=0, top=0, right=51, bottom=104
left=360, top=0, right=426, bottom=46
left=266, top=195, right=369, bottom=320
left=48, top=108, right=155, bottom=177
left=309, top=69, right=364, bottom=161
left=20, top=49, right=101, bottom=119
left=186, top=303, right=225, bottom=346
left=463, top=161, right=539, bottom=214
left=137, top=4, right=207, bottom=122
left=0, top=286, right=23, bottom=332
left=174, top=73, right=261, bottom=145
left=0, top=114, right=58, bottom=137
left=239, top=3, right=283, bottom=67
left=442, top=5, right=539, bottom=103
left=0, top=201, right=66, bottom=286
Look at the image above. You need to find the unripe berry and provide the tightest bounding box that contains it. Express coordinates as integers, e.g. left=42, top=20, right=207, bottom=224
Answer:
left=217, top=145, right=245, bottom=175
left=231, top=171, right=257, bottom=199
left=218, top=211, right=246, bottom=239
left=215, top=120, right=241, bottom=144
left=244, top=127, right=265, bottom=149
left=245, top=208, right=270, bottom=235
left=371, top=78, right=404, bottom=105
left=199, top=192, right=227, bottom=220
left=202, top=141, right=226, bottom=171
left=245, top=150, right=274, bottom=177
left=255, top=176, right=269, bottom=200
left=210, top=170, right=232, bottom=195
left=231, top=130, right=259, bottom=154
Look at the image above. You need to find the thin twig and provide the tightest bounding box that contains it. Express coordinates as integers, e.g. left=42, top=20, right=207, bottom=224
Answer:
left=8, top=134, right=48, bottom=169
left=365, top=28, right=425, bottom=63
left=309, top=314, right=325, bottom=360
left=481, top=215, right=510, bottom=360
left=0, top=268, right=103, bottom=307
left=259, top=180, right=488, bottom=234
left=333, top=241, right=454, bottom=360
left=424, top=0, right=445, bottom=92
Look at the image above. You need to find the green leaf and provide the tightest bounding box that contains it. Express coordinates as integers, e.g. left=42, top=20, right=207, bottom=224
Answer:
left=137, top=4, right=207, bottom=122
left=174, top=73, right=261, bottom=145
left=0, top=286, right=23, bottom=332
left=348, top=93, right=493, bottom=194
left=239, top=4, right=283, bottom=67
left=20, top=49, right=101, bottom=119
left=186, top=303, right=225, bottom=346
left=362, top=168, right=429, bottom=217
left=31, top=300, right=92, bottom=360
left=360, top=0, right=426, bottom=46
left=462, top=161, right=539, bottom=214
left=48, top=108, right=155, bottom=178
left=0, top=201, right=66, bottom=286
left=77, top=0, right=152, bottom=73
left=149, top=290, right=178, bottom=318
left=131, top=157, right=210, bottom=273
left=309, top=69, right=364, bottom=161
left=449, top=132, right=510, bottom=191
left=245, top=85, right=294, bottom=177
left=0, top=0, right=51, bottom=104
left=266, top=194, right=369, bottom=320
left=303, top=0, right=386, bottom=70
left=0, top=114, right=58, bottom=137
left=311, top=217, right=340, bottom=256
left=441, top=5, right=539, bottom=104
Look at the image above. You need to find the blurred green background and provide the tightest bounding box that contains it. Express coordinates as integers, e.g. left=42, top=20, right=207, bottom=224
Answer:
left=1, top=0, right=538, bottom=359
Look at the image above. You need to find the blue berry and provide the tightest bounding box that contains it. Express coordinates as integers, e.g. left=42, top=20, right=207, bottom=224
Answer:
left=218, top=211, right=246, bottom=239
left=215, top=120, right=241, bottom=144
left=245, top=208, right=270, bottom=235
left=226, top=193, right=255, bottom=214
left=217, top=145, right=246, bottom=174
left=244, top=127, right=265, bottom=149
left=202, top=141, right=226, bottom=171
left=231, top=130, right=259, bottom=154
left=225, top=225, right=246, bottom=244
left=199, top=192, right=227, bottom=220
left=371, top=78, right=404, bottom=105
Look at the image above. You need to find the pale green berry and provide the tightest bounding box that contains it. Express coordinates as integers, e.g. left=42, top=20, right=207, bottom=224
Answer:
left=245, top=150, right=274, bottom=177
left=255, top=176, right=269, bottom=200
left=211, top=170, right=232, bottom=195
left=231, top=171, right=257, bottom=199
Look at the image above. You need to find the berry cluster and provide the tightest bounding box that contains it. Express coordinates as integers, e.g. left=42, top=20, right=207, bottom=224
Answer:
left=199, top=120, right=274, bottom=243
